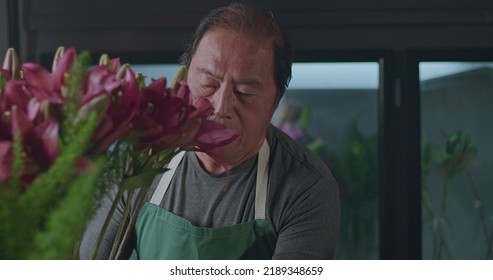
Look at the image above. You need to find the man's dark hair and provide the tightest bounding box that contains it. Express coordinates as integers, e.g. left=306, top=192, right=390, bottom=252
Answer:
left=179, top=2, right=292, bottom=102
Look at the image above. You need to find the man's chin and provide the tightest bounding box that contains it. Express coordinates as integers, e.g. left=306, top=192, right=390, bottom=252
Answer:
left=208, top=144, right=236, bottom=161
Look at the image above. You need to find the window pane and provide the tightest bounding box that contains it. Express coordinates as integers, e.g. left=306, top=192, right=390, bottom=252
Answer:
left=420, top=62, right=493, bottom=259
left=131, top=64, right=180, bottom=84
left=272, top=62, right=380, bottom=259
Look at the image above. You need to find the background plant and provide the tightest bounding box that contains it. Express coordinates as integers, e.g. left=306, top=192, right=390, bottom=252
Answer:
left=421, top=130, right=492, bottom=259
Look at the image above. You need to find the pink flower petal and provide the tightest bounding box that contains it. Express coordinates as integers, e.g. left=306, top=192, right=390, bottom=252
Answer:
left=109, top=58, right=121, bottom=73
left=2, top=80, right=32, bottom=111
left=0, top=68, right=11, bottom=80
left=191, top=120, right=240, bottom=151
left=11, top=107, right=53, bottom=168
left=145, top=77, right=167, bottom=94
left=175, top=81, right=191, bottom=101
left=27, top=99, right=42, bottom=122
left=75, top=156, right=93, bottom=175
left=22, top=63, right=53, bottom=96
left=35, top=118, right=59, bottom=162
left=93, top=123, right=133, bottom=153
left=52, top=47, right=76, bottom=89
left=10, top=106, right=34, bottom=136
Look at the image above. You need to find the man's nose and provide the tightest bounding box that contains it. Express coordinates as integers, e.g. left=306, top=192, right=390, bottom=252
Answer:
left=213, top=85, right=234, bottom=119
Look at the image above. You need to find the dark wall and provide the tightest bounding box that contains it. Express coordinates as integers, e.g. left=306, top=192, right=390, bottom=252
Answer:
left=0, top=0, right=10, bottom=57
left=7, top=0, right=493, bottom=62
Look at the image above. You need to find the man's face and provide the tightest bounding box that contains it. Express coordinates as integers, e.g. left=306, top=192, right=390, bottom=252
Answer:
left=188, top=28, right=278, bottom=165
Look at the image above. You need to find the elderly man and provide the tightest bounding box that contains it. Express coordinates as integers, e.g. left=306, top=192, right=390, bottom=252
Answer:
left=81, top=2, right=340, bottom=260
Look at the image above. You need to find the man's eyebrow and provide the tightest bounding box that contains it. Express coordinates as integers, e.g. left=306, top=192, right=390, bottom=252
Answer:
left=197, top=67, right=221, bottom=80
left=237, top=77, right=263, bottom=89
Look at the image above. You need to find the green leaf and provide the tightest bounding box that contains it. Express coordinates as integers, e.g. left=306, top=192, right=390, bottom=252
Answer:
left=0, top=71, right=6, bottom=92
left=306, top=139, right=324, bottom=153
left=299, top=105, right=311, bottom=131
left=62, top=51, right=91, bottom=144
left=9, top=132, right=24, bottom=193
left=119, top=168, right=160, bottom=191
left=442, top=130, right=477, bottom=178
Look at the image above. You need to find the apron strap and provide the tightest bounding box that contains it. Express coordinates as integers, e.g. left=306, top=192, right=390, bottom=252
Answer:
left=150, top=139, right=270, bottom=219
left=150, top=151, right=186, bottom=205
left=254, top=138, right=270, bottom=220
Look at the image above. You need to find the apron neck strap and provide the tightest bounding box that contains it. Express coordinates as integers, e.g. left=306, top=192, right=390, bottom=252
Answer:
left=150, top=139, right=270, bottom=220
left=254, top=138, right=270, bottom=220
left=150, top=151, right=186, bottom=205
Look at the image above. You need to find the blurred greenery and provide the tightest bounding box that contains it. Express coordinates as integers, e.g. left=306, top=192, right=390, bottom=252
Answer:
left=328, top=119, right=378, bottom=259
left=421, top=130, right=492, bottom=259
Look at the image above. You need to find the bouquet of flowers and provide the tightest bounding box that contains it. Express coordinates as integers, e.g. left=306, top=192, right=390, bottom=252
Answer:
left=0, top=47, right=238, bottom=259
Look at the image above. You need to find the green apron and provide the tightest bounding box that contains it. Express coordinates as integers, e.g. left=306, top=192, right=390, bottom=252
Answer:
left=134, top=139, right=276, bottom=259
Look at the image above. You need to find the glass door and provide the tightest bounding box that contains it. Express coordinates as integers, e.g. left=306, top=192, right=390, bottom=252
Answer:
left=420, top=62, right=493, bottom=259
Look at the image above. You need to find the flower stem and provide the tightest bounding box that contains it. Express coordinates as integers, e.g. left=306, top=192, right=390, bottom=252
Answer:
left=422, top=183, right=439, bottom=258
left=115, top=186, right=150, bottom=259
left=109, top=189, right=134, bottom=260
left=91, top=188, right=124, bottom=260
left=73, top=240, right=81, bottom=260
left=464, top=168, right=492, bottom=259
left=435, top=177, right=451, bottom=259
left=441, top=177, right=450, bottom=216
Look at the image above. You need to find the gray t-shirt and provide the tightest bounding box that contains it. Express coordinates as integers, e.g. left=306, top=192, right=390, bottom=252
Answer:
left=80, top=124, right=340, bottom=259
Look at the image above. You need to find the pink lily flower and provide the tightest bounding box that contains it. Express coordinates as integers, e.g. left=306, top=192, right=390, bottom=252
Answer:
left=135, top=80, right=239, bottom=154
left=22, top=48, right=75, bottom=104
left=10, top=105, right=59, bottom=170
left=135, top=78, right=194, bottom=145
left=0, top=48, right=74, bottom=186
left=81, top=61, right=142, bottom=153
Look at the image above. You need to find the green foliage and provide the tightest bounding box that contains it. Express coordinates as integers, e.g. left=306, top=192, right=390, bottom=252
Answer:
left=21, top=112, right=98, bottom=210
left=329, top=118, right=378, bottom=259
left=9, top=132, right=24, bottom=192
left=62, top=51, right=91, bottom=144
left=0, top=71, right=6, bottom=93
left=0, top=192, right=30, bottom=259
left=0, top=133, right=28, bottom=259
left=0, top=112, right=99, bottom=259
left=442, top=131, right=477, bottom=179
left=29, top=158, right=104, bottom=259
left=330, top=119, right=378, bottom=200
left=299, top=105, right=311, bottom=131
left=420, top=130, right=492, bottom=259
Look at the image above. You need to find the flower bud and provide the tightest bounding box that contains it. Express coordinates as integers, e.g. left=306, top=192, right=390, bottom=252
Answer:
left=99, top=54, right=110, bottom=66
left=170, top=66, right=187, bottom=92
left=135, top=72, right=146, bottom=89
left=115, top=64, right=130, bottom=80
left=52, top=46, right=65, bottom=73
left=2, top=48, right=21, bottom=80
